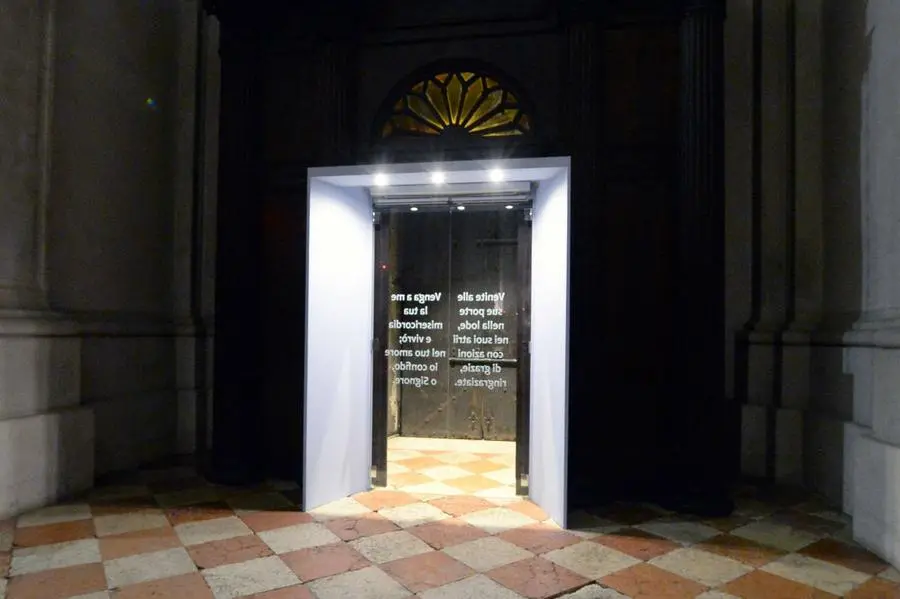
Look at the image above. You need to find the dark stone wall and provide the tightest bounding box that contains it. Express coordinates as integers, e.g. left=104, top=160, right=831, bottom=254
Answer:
left=207, top=0, right=732, bottom=508
left=566, top=24, right=681, bottom=505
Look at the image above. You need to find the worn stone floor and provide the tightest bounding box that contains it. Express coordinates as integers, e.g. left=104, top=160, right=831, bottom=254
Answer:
left=1, top=459, right=898, bottom=598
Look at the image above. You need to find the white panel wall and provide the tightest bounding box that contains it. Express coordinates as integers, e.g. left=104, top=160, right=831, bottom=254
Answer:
left=304, top=179, right=374, bottom=510
left=530, top=169, right=570, bottom=527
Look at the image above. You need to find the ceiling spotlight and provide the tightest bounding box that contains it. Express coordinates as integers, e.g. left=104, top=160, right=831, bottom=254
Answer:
left=431, top=171, right=446, bottom=185
left=410, top=206, right=419, bottom=212
left=489, top=168, right=505, bottom=182
left=505, top=205, right=514, bottom=210
left=456, top=205, right=465, bottom=211
left=373, top=173, right=389, bottom=187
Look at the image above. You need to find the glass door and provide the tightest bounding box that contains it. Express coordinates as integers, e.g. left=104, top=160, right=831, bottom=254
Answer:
left=371, top=204, right=531, bottom=490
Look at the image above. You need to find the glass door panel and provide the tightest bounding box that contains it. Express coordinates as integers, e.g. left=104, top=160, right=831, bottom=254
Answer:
left=448, top=210, right=520, bottom=441
left=388, top=211, right=452, bottom=438
left=373, top=204, right=530, bottom=480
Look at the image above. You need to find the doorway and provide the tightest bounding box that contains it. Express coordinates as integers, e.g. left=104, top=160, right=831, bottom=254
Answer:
left=371, top=200, right=532, bottom=498
left=303, top=158, right=569, bottom=526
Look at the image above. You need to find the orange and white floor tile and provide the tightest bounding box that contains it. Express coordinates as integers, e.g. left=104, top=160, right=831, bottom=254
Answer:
left=386, top=437, right=518, bottom=500
left=2, top=461, right=899, bottom=598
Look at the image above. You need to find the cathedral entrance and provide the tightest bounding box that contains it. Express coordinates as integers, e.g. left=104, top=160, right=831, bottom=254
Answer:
left=303, top=158, right=569, bottom=526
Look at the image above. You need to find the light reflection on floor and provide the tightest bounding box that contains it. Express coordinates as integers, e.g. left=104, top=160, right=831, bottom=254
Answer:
left=385, top=437, right=518, bottom=499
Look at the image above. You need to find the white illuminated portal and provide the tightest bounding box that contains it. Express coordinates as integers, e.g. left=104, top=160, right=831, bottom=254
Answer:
left=304, top=158, right=570, bottom=526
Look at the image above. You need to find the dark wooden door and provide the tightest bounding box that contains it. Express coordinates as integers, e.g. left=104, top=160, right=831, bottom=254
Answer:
left=447, top=209, right=521, bottom=441
left=373, top=206, right=530, bottom=442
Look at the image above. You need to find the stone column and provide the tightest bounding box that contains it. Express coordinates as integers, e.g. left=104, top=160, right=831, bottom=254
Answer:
left=559, top=5, right=606, bottom=503
left=843, top=0, right=900, bottom=568
left=735, top=1, right=826, bottom=488
left=670, top=0, right=730, bottom=498
left=723, top=0, right=755, bottom=408
left=739, top=0, right=802, bottom=484
left=208, top=12, right=266, bottom=484
left=784, top=0, right=826, bottom=488
left=0, top=0, right=91, bottom=517
left=172, top=1, right=221, bottom=467
left=315, top=40, right=357, bottom=165
left=847, top=0, right=900, bottom=449
left=0, top=1, right=52, bottom=312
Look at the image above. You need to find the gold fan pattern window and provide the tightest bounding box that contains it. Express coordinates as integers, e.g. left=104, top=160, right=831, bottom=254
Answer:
left=381, top=72, right=532, bottom=138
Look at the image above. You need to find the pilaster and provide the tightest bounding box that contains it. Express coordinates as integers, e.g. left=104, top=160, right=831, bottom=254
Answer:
left=743, top=0, right=791, bottom=418
left=737, top=0, right=828, bottom=487
left=0, top=0, right=53, bottom=311
left=0, top=0, right=92, bottom=516
left=840, top=2, right=900, bottom=571
left=209, top=16, right=266, bottom=484
left=670, top=0, right=730, bottom=491
left=314, top=39, right=358, bottom=166
left=560, top=15, right=606, bottom=502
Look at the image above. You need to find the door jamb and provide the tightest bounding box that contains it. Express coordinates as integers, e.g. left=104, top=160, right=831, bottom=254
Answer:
left=371, top=212, right=390, bottom=487
left=515, top=209, right=533, bottom=495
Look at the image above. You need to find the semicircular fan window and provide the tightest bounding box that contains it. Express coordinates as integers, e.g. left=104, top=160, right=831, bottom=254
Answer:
left=380, top=72, right=532, bottom=139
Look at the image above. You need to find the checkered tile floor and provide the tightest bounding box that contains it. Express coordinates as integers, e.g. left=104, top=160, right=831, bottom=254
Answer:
left=1, top=461, right=898, bottom=598
left=386, top=437, right=517, bottom=499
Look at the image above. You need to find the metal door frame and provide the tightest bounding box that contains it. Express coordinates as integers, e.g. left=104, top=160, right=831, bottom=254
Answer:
left=515, top=210, right=532, bottom=495
left=371, top=212, right=390, bottom=487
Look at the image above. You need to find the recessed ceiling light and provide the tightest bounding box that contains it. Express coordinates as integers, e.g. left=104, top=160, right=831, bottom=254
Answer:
left=505, top=205, right=514, bottom=210
left=489, top=168, right=505, bottom=182
left=410, top=206, right=419, bottom=212
left=373, top=173, right=389, bottom=187
left=431, top=171, right=446, bottom=185
left=457, top=205, right=465, bottom=211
